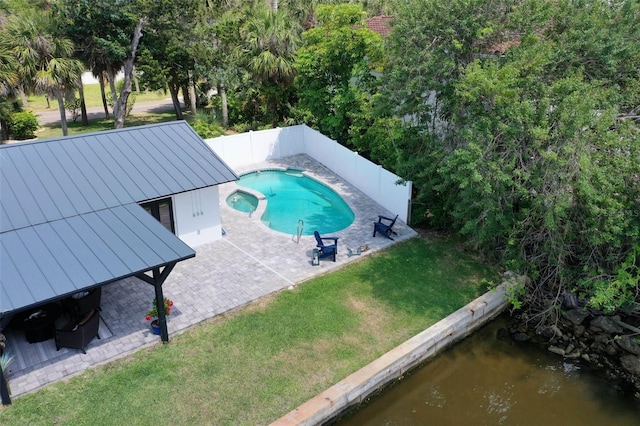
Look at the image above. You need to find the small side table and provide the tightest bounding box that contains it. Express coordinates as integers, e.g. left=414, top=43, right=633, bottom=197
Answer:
left=12, top=303, right=62, bottom=343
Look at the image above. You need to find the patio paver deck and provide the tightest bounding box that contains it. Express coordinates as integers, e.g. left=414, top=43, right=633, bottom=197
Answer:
left=3, top=154, right=417, bottom=398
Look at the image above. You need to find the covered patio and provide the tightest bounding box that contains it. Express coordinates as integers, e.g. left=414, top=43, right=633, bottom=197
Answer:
left=0, top=121, right=239, bottom=404
left=2, top=154, right=417, bottom=399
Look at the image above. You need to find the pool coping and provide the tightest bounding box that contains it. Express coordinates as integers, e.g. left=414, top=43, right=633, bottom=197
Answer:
left=224, top=166, right=356, bottom=237
left=225, top=187, right=265, bottom=216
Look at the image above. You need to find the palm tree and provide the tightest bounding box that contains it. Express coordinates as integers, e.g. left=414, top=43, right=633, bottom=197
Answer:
left=240, top=5, right=300, bottom=124
left=0, top=44, right=19, bottom=97
left=0, top=41, right=20, bottom=142
left=4, top=13, right=83, bottom=136
left=241, top=6, right=300, bottom=86
left=279, top=0, right=333, bottom=29
left=34, top=56, right=84, bottom=136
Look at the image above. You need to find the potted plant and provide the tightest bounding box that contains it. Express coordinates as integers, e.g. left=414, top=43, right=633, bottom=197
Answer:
left=145, top=297, right=174, bottom=335
left=0, top=351, right=14, bottom=397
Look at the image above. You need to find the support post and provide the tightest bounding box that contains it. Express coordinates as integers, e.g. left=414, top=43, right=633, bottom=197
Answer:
left=136, top=263, right=177, bottom=343
left=154, top=278, right=169, bottom=343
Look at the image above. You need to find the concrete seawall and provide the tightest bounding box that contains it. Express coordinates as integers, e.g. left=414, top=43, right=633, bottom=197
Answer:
left=272, top=281, right=514, bottom=426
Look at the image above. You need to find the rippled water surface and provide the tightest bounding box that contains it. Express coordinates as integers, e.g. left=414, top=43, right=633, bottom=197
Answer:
left=338, top=316, right=640, bottom=425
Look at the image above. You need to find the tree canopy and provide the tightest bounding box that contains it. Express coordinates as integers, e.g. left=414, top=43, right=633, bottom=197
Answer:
left=377, top=0, right=640, bottom=323
left=294, top=4, right=383, bottom=143
left=1, top=9, right=83, bottom=135
left=2, top=0, right=638, bottom=323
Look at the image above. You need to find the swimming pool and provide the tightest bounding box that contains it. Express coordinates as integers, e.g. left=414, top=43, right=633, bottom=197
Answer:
left=230, top=169, right=354, bottom=235
left=226, top=190, right=258, bottom=213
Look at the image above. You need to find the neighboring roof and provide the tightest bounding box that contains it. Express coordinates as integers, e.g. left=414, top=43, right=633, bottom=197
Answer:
left=0, top=121, right=238, bottom=315
left=365, top=15, right=393, bottom=37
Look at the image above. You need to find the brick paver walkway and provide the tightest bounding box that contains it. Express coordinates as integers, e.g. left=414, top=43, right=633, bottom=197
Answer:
left=4, top=154, right=416, bottom=398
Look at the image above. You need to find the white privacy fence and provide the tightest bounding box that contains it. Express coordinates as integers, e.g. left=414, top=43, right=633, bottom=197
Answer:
left=206, top=124, right=412, bottom=223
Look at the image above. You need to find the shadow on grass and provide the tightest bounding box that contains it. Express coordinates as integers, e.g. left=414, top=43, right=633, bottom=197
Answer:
left=356, top=238, right=498, bottom=318
left=37, top=110, right=180, bottom=140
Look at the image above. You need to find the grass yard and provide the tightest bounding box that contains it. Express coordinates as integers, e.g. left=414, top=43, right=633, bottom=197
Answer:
left=25, top=85, right=170, bottom=112
left=22, top=83, right=179, bottom=140
left=36, top=111, right=180, bottom=140
left=0, top=237, right=498, bottom=425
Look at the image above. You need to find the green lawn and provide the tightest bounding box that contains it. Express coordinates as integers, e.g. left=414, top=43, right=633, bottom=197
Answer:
left=26, top=85, right=169, bottom=112
left=23, top=83, right=179, bottom=140
left=36, top=111, right=181, bottom=140
left=0, top=237, right=498, bottom=425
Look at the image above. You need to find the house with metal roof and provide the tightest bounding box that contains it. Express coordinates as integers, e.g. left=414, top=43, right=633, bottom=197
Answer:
left=0, top=121, right=237, bottom=352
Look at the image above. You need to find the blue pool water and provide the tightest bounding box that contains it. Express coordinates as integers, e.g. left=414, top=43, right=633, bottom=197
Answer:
left=226, top=190, right=258, bottom=213
left=233, top=169, right=354, bottom=235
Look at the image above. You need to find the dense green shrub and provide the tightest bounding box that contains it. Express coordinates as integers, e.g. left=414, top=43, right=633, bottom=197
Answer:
left=376, top=0, right=640, bottom=323
left=66, top=98, right=82, bottom=122
left=232, top=122, right=260, bottom=133
left=190, top=110, right=225, bottom=139
left=191, top=119, right=224, bottom=139
left=9, top=111, right=39, bottom=140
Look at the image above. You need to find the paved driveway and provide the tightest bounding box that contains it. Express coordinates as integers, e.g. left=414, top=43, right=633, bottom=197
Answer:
left=35, top=99, right=178, bottom=125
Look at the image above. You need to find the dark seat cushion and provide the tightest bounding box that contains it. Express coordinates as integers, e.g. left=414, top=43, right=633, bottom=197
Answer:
left=59, top=309, right=95, bottom=332
left=78, top=309, right=95, bottom=326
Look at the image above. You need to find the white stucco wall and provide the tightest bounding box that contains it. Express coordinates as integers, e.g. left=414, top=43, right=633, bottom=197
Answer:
left=173, top=186, right=223, bottom=247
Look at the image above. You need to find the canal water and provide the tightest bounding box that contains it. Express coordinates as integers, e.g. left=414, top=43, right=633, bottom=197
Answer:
left=337, top=315, right=640, bottom=425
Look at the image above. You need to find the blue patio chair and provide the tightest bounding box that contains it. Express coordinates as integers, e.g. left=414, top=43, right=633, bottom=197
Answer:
left=373, top=214, right=398, bottom=240
left=313, top=231, right=339, bottom=262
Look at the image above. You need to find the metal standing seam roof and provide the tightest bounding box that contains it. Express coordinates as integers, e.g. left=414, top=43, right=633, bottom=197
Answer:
left=0, top=121, right=237, bottom=233
left=0, top=121, right=238, bottom=315
left=0, top=204, right=195, bottom=314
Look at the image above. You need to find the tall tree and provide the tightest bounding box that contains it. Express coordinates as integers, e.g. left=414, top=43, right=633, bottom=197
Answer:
left=3, top=12, right=83, bottom=136
left=0, top=35, right=20, bottom=141
left=378, top=0, right=640, bottom=324
left=278, top=0, right=343, bottom=29
left=113, top=17, right=144, bottom=129
left=0, top=31, right=19, bottom=99
left=383, top=0, right=515, bottom=133
left=240, top=4, right=301, bottom=125
left=192, top=4, right=247, bottom=127
left=294, top=4, right=383, bottom=143
left=135, top=0, right=203, bottom=120
left=54, top=0, right=139, bottom=122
